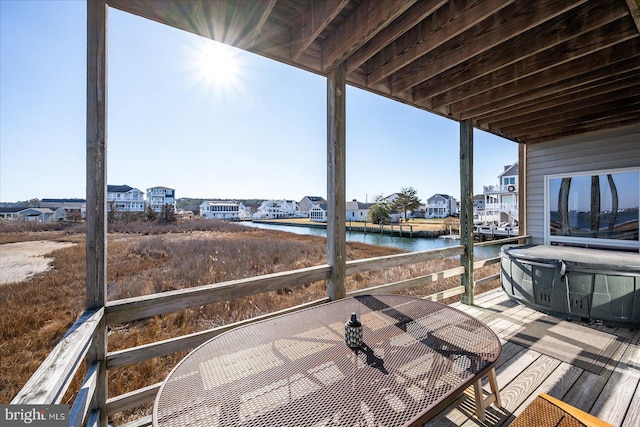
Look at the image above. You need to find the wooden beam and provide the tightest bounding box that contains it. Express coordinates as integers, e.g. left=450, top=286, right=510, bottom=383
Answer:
left=366, top=0, right=513, bottom=85
left=345, top=0, right=447, bottom=73
left=106, top=383, right=161, bottom=415
left=326, top=62, right=346, bottom=300
left=480, top=69, right=640, bottom=128
left=626, top=0, right=640, bottom=34
left=11, top=308, right=104, bottom=405
left=459, top=119, right=474, bottom=305
left=506, top=91, right=640, bottom=135
left=106, top=264, right=331, bottom=325
left=431, top=17, right=637, bottom=108
left=518, top=110, right=640, bottom=143
left=243, top=0, right=277, bottom=49
left=391, top=0, right=588, bottom=94
left=106, top=298, right=329, bottom=369
left=518, top=143, right=526, bottom=238
left=321, top=0, right=415, bottom=72
left=455, top=39, right=640, bottom=119
left=290, top=0, right=349, bottom=61
left=86, top=1, right=108, bottom=425
left=346, top=246, right=463, bottom=275
left=413, top=0, right=628, bottom=102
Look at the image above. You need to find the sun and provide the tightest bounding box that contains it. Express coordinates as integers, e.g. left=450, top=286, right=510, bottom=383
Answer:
left=186, top=39, right=243, bottom=94
left=198, top=43, right=238, bottom=85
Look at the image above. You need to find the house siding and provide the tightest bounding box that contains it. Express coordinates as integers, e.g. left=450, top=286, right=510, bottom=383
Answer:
left=526, top=124, right=640, bottom=245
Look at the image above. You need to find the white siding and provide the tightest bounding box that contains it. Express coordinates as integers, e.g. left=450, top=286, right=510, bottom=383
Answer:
left=526, top=124, right=640, bottom=244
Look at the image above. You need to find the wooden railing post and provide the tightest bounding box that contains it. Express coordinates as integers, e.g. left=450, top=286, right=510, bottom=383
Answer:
left=86, top=0, right=108, bottom=425
left=460, top=119, right=474, bottom=305
left=326, top=62, right=347, bottom=301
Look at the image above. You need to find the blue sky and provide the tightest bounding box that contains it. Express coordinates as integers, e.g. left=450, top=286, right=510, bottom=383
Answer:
left=1, top=0, right=517, bottom=203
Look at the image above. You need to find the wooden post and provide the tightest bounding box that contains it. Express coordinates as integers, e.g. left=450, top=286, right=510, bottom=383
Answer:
left=326, top=62, right=346, bottom=301
left=460, top=119, right=474, bottom=305
left=86, top=1, right=108, bottom=425
left=518, top=142, right=526, bottom=236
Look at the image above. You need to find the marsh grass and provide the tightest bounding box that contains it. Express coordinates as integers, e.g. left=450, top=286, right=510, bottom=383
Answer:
left=0, top=220, right=500, bottom=425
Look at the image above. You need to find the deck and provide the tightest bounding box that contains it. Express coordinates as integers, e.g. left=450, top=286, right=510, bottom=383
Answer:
left=429, top=288, right=640, bottom=427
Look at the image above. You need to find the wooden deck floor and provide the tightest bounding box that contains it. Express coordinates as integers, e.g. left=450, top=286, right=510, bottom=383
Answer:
left=429, top=288, right=640, bottom=427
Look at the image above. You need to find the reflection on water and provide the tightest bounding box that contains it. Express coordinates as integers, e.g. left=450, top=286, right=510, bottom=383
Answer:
left=241, top=222, right=501, bottom=258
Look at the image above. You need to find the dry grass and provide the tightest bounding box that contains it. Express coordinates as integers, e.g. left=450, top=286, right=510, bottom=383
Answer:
left=0, top=220, right=500, bottom=425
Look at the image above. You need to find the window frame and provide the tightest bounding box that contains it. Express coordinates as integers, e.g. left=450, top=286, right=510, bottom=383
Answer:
left=544, top=166, right=640, bottom=250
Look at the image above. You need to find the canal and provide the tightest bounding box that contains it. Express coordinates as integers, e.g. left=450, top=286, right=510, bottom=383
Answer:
left=241, top=222, right=502, bottom=258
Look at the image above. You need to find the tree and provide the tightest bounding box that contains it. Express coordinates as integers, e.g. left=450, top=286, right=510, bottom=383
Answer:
left=160, top=203, right=177, bottom=224
left=391, top=187, right=421, bottom=221
left=143, top=204, right=157, bottom=222
left=368, top=194, right=391, bottom=224
left=108, top=201, right=118, bottom=224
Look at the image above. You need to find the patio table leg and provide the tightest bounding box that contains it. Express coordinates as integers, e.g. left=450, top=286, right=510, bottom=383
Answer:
left=473, top=368, right=501, bottom=421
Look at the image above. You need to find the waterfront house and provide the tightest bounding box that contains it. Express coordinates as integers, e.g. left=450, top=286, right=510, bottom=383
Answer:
left=107, top=185, right=144, bottom=212
left=425, top=194, right=457, bottom=218
left=480, top=163, right=519, bottom=225
left=345, top=200, right=373, bottom=222
left=254, top=199, right=298, bottom=219
left=145, top=186, right=176, bottom=213
left=299, top=196, right=327, bottom=215
left=308, top=203, right=328, bottom=222
left=199, top=200, right=241, bottom=220
left=14, top=2, right=640, bottom=427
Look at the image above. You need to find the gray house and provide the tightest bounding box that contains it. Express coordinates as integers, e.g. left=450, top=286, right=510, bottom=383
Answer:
left=17, top=208, right=55, bottom=222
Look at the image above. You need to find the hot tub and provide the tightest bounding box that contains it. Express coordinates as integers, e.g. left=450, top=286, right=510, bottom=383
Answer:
left=500, top=245, right=640, bottom=327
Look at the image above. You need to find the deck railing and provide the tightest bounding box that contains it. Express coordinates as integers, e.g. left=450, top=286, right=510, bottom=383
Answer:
left=11, top=235, right=528, bottom=426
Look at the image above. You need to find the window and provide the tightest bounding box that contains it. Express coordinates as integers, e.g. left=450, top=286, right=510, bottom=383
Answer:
left=545, top=168, right=639, bottom=250
left=503, top=177, right=515, bottom=186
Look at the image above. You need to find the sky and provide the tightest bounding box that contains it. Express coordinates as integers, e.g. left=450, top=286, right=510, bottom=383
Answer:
left=0, top=0, right=518, bottom=204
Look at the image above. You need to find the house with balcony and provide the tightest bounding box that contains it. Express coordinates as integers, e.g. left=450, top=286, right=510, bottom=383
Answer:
left=107, top=185, right=145, bottom=212
left=254, top=199, right=298, bottom=219
left=424, top=194, right=457, bottom=218
left=145, top=187, right=176, bottom=213
left=479, top=163, right=519, bottom=225
left=13, top=2, right=640, bottom=427
left=199, top=200, right=244, bottom=220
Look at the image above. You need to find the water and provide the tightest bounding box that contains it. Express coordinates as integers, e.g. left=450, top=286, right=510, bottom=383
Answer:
left=241, top=221, right=502, bottom=258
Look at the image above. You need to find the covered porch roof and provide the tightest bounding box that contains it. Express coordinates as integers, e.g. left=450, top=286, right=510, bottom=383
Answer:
left=105, top=0, right=640, bottom=144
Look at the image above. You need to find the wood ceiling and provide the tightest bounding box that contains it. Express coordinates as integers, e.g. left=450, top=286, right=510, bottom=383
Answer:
left=106, top=0, right=640, bottom=145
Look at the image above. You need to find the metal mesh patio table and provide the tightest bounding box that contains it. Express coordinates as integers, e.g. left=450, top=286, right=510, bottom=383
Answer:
left=153, top=294, right=502, bottom=426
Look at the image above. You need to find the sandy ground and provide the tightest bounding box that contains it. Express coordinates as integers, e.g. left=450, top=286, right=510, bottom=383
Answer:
left=0, top=240, right=76, bottom=285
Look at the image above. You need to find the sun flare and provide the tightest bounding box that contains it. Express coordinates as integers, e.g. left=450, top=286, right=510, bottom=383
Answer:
left=186, top=39, right=244, bottom=95
left=198, top=43, right=238, bottom=85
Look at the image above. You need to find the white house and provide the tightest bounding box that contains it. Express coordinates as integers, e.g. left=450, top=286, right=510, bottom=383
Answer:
left=481, top=162, right=519, bottom=224
left=107, top=185, right=145, bottom=212
left=309, top=203, right=328, bottom=222
left=254, top=199, right=298, bottom=219
left=146, top=186, right=176, bottom=213
left=424, top=194, right=457, bottom=218
left=299, top=196, right=326, bottom=214
left=200, top=201, right=243, bottom=220
left=345, top=200, right=373, bottom=222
